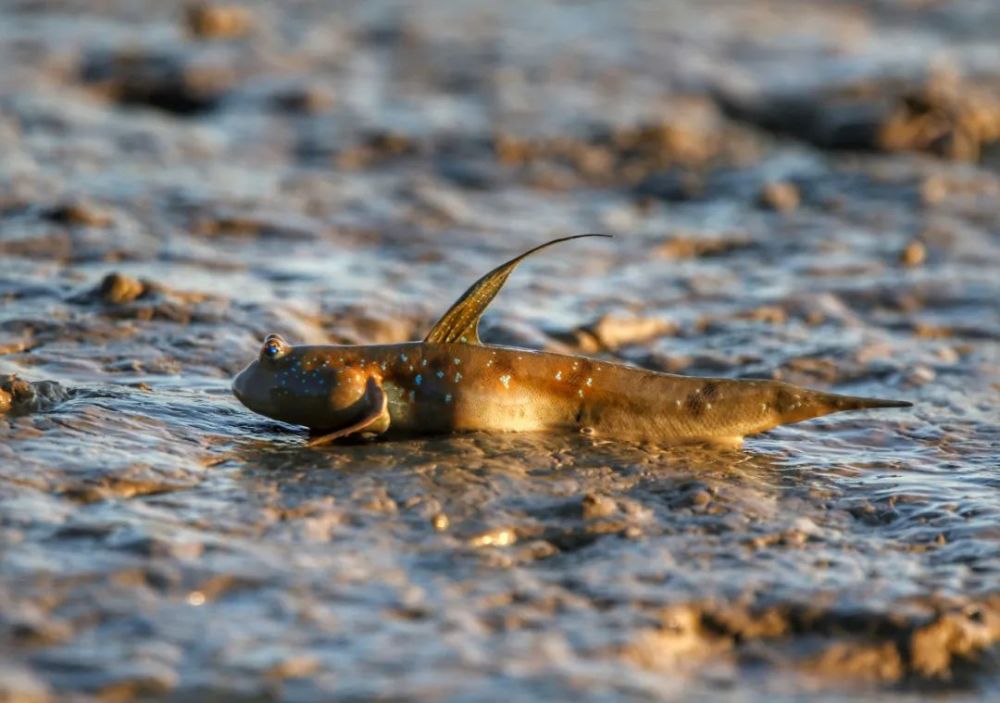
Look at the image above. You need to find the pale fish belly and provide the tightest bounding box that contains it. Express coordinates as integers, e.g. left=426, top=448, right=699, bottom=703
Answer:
left=450, top=380, right=572, bottom=434
left=380, top=380, right=547, bottom=435
left=456, top=397, right=553, bottom=433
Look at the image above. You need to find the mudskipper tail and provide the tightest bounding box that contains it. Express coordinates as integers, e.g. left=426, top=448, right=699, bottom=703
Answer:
left=776, top=388, right=913, bottom=426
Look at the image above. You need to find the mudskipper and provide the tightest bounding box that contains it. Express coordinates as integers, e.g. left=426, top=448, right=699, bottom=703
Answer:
left=233, top=235, right=911, bottom=447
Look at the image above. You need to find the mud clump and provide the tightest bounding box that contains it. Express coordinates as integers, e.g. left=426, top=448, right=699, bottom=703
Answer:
left=269, top=83, right=335, bottom=114
left=335, top=130, right=421, bottom=170
left=654, top=234, right=754, bottom=259
left=96, top=273, right=152, bottom=305
left=580, top=492, right=617, bottom=520
left=185, top=2, right=254, bottom=40
left=468, top=526, right=517, bottom=548
left=57, top=463, right=200, bottom=504
left=80, top=48, right=239, bottom=115
left=758, top=181, right=800, bottom=212
left=899, top=240, right=927, bottom=268
left=44, top=200, right=114, bottom=228
left=0, top=375, right=68, bottom=415
left=561, top=314, right=678, bottom=353
left=626, top=596, right=1000, bottom=686
left=68, top=272, right=226, bottom=326
left=190, top=209, right=320, bottom=240
left=719, top=73, right=1000, bottom=160
left=879, top=76, right=1000, bottom=161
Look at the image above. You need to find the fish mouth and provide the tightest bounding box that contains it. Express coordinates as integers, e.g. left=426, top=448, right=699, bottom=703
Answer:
left=232, top=362, right=287, bottom=420
left=231, top=364, right=256, bottom=408
left=231, top=377, right=245, bottom=404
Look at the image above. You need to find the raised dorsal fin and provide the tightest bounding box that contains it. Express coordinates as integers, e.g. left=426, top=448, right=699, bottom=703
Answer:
left=424, top=234, right=611, bottom=344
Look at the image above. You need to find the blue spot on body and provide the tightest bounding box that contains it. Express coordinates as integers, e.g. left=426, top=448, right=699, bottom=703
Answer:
left=415, top=374, right=423, bottom=385
left=436, top=370, right=445, bottom=379
left=445, top=393, right=452, bottom=403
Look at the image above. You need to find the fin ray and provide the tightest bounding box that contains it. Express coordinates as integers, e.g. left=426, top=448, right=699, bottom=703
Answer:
left=424, top=234, right=611, bottom=344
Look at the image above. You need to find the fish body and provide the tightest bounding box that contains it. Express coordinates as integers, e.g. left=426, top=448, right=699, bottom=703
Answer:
left=233, top=341, right=909, bottom=448
left=232, top=235, right=911, bottom=447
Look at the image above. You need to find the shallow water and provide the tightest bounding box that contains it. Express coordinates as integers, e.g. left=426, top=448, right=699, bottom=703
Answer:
left=1, top=0, right=999, bottom=700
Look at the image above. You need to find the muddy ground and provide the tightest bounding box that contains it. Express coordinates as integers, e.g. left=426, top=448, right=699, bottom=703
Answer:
left=1, top=1, right=999, bottom=701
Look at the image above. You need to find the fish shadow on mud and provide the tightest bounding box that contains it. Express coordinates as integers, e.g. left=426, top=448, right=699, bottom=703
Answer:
left=229, top=429, right=789, bottom=482
left=226, top=429, right=799, bottom=539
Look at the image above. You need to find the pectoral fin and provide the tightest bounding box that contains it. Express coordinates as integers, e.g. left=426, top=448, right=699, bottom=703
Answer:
left=308, top=377, right=390, bottom=447
left=424, top=233, right=611, bottom=344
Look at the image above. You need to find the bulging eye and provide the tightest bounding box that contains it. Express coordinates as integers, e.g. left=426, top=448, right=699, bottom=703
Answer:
left=261, top=334, right=288, bottom=360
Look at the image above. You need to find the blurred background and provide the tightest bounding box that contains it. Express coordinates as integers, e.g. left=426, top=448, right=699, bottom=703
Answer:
left=1, top=1, right=998, bottom=701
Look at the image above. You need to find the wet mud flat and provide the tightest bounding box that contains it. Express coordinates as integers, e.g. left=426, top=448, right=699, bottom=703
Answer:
left=1, top=0, right=999, bottom=700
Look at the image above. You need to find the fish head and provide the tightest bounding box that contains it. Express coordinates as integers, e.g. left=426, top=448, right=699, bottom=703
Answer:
left=232, top=334, right=373, bottom=430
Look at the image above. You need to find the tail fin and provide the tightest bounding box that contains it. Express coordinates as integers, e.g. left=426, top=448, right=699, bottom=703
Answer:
left=775, top=387, right=912, bottom=426
left=830, top=395, right=913, bottom=411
